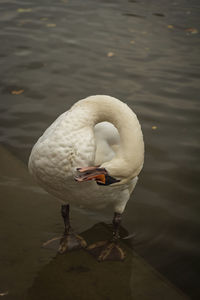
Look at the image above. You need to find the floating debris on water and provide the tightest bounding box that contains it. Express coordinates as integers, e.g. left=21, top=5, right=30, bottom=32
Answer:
left=46, top=23, right=56, bottom=27
left=17, top=8, right=33, bottom=13
left=11, top=89, right=24, bottom=95
left=167, top=24, right=198, bottom=34
left=185, top=27, right=198, bottom=34
left=107, top=52, right=115, bottom=57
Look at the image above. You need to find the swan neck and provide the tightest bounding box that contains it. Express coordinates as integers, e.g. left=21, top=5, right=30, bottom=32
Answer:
left=73, top=95, right=144, bottom=179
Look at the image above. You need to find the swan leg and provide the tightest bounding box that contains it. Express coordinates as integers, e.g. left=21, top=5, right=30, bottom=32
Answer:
left=87, top=212, right=125, bottom=261
left=42, top=204, right=87, bottom=253
left=58, top=204, right=87, bottom=254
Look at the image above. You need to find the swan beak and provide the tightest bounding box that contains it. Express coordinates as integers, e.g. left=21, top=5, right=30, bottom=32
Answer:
left=75, top=167, right=106, bottom=184
left=75, top=167, right=120, bottom=185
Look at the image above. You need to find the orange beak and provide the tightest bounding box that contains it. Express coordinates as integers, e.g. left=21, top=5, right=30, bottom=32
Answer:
left=75, top=167, right=107, bottom=184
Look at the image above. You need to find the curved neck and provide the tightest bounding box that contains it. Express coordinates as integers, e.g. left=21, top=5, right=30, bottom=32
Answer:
left=73, top=95, right=144, bottom=180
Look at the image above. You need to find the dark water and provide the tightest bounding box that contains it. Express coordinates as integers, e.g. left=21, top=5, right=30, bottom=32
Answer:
left=0, top=0, right=200, bottom=299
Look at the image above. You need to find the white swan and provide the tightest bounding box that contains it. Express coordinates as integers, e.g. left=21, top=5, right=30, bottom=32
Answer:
left=28, top=95, right=144, bottom=261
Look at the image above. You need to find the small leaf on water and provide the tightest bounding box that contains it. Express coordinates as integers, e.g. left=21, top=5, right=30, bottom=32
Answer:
left=152, top=126, right=157, bottom=130
left=185, top=27, right=198, bottom=34
left=107, top=52, right=114, bottom=57
left=46, top=23, right=56, bottom=27
left=17, top=8, right=32, bottom=13
left=11, top=89, right=24, bottom=95
left=130, top=40, right=135, bottom=44
left=168, top=25, right=174, bottom=29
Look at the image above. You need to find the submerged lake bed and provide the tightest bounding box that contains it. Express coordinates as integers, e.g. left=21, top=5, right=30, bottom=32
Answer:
left=0, top=0, right=200, bottom=299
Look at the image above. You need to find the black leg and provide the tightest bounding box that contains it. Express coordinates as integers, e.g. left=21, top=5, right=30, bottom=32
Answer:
left=61, top=204, right=71, bottom=234
left=58, top=204, right=87, bottom=253
left=112, top=212, right=122, bottom=241
left=87, top=212, right=125, bottom=261
left=42, top=204, right=87, bottom=253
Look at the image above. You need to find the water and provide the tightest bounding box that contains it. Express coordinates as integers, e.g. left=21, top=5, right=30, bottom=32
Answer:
left=0, top=0, right=200, bottom=298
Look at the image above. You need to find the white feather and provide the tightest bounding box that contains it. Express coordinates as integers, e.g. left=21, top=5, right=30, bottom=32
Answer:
left=28, top=95, right=144, bottom=213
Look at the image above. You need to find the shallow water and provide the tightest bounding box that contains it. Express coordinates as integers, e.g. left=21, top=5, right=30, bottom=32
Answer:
left=0, top=0, right=200, bottom=299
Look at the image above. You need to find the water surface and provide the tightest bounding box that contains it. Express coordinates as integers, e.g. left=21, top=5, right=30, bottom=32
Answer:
left=0, top=0, right=200, bottom=299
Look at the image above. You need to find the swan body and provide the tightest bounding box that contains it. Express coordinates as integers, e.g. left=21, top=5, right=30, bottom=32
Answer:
left=28, top=95, right=144, bottom=214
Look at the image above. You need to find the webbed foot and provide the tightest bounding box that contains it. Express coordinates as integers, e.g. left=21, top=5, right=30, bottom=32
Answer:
left=42, top=231, right=87, bottom=254
left=87, top=212, right=125, bottom=261
left=58, top=231, right=87, bottom=254
left=87, top=240, right=125, bottom=262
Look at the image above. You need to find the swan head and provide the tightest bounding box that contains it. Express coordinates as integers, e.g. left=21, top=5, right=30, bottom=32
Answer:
left=75, top=166, right=121, bottom=186
left=74, top=160, right=139, bottom=187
